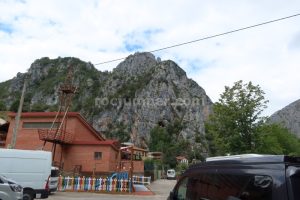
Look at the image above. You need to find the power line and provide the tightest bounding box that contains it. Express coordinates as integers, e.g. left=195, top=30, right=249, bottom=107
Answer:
left=94, top=13, right=300, bottom=65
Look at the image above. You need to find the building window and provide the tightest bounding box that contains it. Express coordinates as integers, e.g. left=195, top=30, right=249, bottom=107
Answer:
left=22, top=122, right=60, bottom=129
left=94, top=152, right=102, bottom=160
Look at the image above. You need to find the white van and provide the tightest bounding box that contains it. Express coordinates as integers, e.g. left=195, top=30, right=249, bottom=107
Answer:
left=0, top=149, right=52, bottom=200
left=167, top=169, right=176, bottom=179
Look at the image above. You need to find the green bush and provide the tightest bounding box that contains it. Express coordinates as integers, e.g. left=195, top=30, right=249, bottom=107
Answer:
left=0, top=101, right=6, bottom=111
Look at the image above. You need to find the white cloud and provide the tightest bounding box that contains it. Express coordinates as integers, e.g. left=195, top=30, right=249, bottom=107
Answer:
left=0, top=0, right=300, bottom=116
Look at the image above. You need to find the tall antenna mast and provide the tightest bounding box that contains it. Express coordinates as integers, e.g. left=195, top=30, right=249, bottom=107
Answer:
left=38, top=65, right=77, bottom=166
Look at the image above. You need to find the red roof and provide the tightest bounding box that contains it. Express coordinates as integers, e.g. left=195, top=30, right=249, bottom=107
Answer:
left=9, top=112, right=80, bottom=117
left=8, top=112, right=105, bottom=141
left=176, top=156, right=188, bottom=160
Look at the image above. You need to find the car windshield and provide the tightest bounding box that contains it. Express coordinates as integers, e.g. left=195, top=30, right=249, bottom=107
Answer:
left=0, top=174, right=7, bottom=179
left=0, top=174, right=16, bottom=183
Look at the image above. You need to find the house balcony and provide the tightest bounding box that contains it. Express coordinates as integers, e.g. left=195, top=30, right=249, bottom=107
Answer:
left=38, top=129, right=74, bottom=144
left=59, top=85, right=77, bottom=94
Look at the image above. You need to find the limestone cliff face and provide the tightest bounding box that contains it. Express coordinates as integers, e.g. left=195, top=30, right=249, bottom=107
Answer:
left=269, top=99, right=300, bottom=138
left=0, top=52, right=213, bottom=147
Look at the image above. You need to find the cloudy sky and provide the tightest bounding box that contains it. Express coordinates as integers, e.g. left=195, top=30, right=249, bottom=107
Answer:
left=0, top=0, right=299, bottom=116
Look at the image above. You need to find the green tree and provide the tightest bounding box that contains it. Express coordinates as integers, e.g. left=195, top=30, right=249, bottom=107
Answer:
left=206, top=80, right=268, bottom=155
left=149, top=119, right=190, bottom=168
left=106, top=122, right=130, bottom=143
left=190, top=129, right=208, bottom=161
left=9, top=100, right=19, bottom=112
left=256, top=123, right=300, bottom=155
left=0, top=101, right=6, bottom=111
left=149, top=126, right=170, bottom=153
left=30, top=103, right=49, bottom=112
left=176, top=162, right=189, bottom=174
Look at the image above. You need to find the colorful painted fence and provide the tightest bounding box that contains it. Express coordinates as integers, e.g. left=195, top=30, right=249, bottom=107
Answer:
left=132, top=175, right=151, bottom=185
left=58, top=176, right=133, bottom=193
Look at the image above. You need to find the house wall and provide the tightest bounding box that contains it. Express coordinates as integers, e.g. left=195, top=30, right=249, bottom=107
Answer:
left=5, top=116, right=63, bottom=163
left=121, top=160, right=144, bottom=174
left=62, top=144, right=118, bottom=175
left=4, top=115, right=102, bottom=167
left=72, top=118, right=100, bottom=142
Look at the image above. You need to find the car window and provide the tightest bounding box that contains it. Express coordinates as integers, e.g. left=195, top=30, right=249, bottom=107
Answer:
left=186, top=173, right=215, bottom=199
left=174, top=177, right=188, bottom=200
left=287, top=166, right=300, bottom=200
left=182, top=173, right=272, bottom=200
left=51, top=169, right=59, bottom=177
left=290, top=174, right=300, bottom=200
left=0, top=177, right=3, bottom=184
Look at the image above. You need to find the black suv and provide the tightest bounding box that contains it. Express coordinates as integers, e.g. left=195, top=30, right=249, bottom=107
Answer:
left=168, top=154, right=300, bottom=200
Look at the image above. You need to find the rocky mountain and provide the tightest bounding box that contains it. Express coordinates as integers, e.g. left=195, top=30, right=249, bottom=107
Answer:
left=269, top=99, right=300, bottom=138
left=0, top=52, right=213, bottom=148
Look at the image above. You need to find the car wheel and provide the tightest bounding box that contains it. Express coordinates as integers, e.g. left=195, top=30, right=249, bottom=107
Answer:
left=23, top=191, right=34, bottom=200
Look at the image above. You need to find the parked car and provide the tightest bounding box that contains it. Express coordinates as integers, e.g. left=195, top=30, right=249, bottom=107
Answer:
left=0, top=149, right=52, bottom=200
left=167, top=169, right=176, bottom=180
left=0, top=174, right=23, bottom=200
left=168, top=154, right=300, bottom=200
left=49, top=166, right=59, bottom=193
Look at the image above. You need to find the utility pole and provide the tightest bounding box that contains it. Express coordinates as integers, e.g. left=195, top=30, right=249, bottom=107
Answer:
left=130, top=146, right=134, bottom=193
left=9, top=77, right=27, bottom=149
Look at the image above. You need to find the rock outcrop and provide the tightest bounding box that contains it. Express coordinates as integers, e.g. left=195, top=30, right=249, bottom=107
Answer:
left=0, top=52, right=213, bottom=148
left=269, top=99, right=300, bottom=138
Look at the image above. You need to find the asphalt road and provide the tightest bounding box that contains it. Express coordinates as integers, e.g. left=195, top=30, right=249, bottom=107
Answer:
left=48, top=179, right=177, bottom=200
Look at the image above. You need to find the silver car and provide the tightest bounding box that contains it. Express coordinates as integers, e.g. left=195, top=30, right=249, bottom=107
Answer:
left=49, top=166, right=59, bottom=193
left=0, top=174, right=23, bottom=200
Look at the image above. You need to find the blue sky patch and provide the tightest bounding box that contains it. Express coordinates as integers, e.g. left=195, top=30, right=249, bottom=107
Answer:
left=288, top=31, right=300, bottom=51
left=186, top=59, right=216, bottom=74
left=124, top=42, right=143, bottom=52
left=122, top=28, right=163, bottom=52
left=143, top=28, right=163, bottom=39
left=0, top=23, right=13, bottom=34
left=16, top=0, right=26, bottom=3
left=47, top=20, right=57, bottom=26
